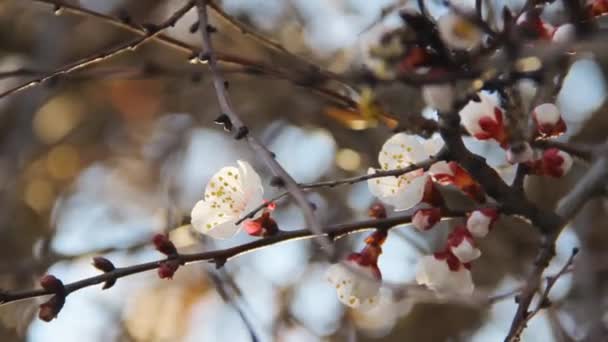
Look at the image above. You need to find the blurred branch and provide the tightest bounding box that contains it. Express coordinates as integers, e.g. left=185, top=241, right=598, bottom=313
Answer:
left=21, top=0, right=355, bottom=109
left=0, top=0, right=197, bottom=100
left=206, top=1, right=347, bottom=87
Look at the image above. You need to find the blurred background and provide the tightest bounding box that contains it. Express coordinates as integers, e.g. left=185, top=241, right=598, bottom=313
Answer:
left=0, top=0, right=607, bottom=341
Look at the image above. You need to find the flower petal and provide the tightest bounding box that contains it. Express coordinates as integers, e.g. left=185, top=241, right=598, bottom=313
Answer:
left=237, top=160, right=264, bottom=213
left=378, top=133, right=427, bottom=170
left=190, top=200, right=240, bottom=239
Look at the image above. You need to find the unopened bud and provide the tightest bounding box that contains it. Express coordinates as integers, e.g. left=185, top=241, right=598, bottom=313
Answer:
left=153, top=234, right=177, bottom=256
left=158, top=260, right=180, bottom=279
left=38, top=295, right=65, bottom=322
left=40, top=275, right=64, bottom=293
left=412, top=208, right=442, bottom=231
left=368, top=203, right=387, bottom=219
left=92, top=257, right=115, bottom=273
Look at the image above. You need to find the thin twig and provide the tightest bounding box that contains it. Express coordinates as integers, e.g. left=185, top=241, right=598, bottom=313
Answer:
left=236, top=156, right=442, bottom=224
left=0, top=211, right=434, bottom=305
left=0, top=0, right=196, bottom=100
left=195, top=0, right=333, bottom=254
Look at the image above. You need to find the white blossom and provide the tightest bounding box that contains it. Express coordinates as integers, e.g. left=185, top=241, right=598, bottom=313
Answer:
left=459, top=93, right=507, bottom=145
left=533, top=103, right=566, bottom=136
left=415, top=255, right=474, bottom=296
left=450, top=238, right=482, bottom=263
left=466, top=209, right=497, bottom=238
left=326, top=260, right=381, bottom=310
left=367, top=133, right=443, bottom=211
left=191, top=160, right=263, bottom=239
left=437, top=13, right=482, bottom=50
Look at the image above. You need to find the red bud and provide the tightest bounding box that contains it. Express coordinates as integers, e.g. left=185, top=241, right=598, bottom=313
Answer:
left=153, top=234, right=177, bottom=256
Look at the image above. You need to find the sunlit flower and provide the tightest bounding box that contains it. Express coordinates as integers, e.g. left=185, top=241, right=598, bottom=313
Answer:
left=459, top=93, right=508, bottom=146
left=415, top=252, right=474, bottom=296
left=539, top=148, right=573, bottom=178
left=437, top=13, right=482, bottom=50
left=552, top=24, right=576, bottom=44
left=412, top=207, right=442, bottom=231
left=368, top=133, right=444, bottom=211
left=447, top=226, right=481, bottom=263
left=466, top=208, right=499, bottom=238
left=422, top=84, right=455, bottom=112
left=326, top=257, right=382, bottom=310
left=191, top=160, right=263, bottom=239
left=532, top=103, right=566, bottom=137
left=506, top=142, right=534, bottom=164
left=429, top=161, right=485, bottom=201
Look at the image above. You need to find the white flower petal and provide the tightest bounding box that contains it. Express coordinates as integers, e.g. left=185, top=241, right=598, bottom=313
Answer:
left=204, top=166, right=246, bottom=214
left=378, top=133, right=427, bottom=170
left=326, top=261, right=381, bottom=310
left=459, top=93, right=498, bottom=137
left=237, top=160, right=264, bottom=213
left=450, top=239, right=482, bottom=263
left=466, top=211, right=492, bottom=238
left=416, top=256, right=474, bottom=296
left=190, top=200, right=240, bottom=239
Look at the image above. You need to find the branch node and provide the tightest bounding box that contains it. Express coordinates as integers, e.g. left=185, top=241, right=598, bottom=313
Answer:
left=234, top=126, right=249, bottom=140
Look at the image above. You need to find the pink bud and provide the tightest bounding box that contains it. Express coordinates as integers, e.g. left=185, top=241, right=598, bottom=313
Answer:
left=533, top=103, right=566, bottom=137
left=506, top=142, right=534, bottom=164
left=541, top=148, right=573, bottom=177
left=153, top=234, right=177, bottom=256
left=244, top=220, right=263, bottom=236
left=412, top=208, right=442, bottom=231
left=466, top=208, right=499, bottom=238
left=158, top=260, right=180, bottom=279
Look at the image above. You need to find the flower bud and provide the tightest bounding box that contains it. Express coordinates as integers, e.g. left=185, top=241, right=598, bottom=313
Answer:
left=507, top=142, right=534, bottom=164
left=158, top=260, right=180, bottom=279
left=38, top=295, right=65, bottom=322
left=459, top=93, right=508, bottom=147
left=153, top=234, right=177, bottom=256
left=466, top=208, right=499, bottom=238
left=92, top=257, right=115, bottom=273
left=447, top=226, right=481, bottom=263
left=368, top=203, right=387, bottom=219
left=532, top=103, right=566, bottom=137
left=243, top=212, right=279, bottom=237
left=412, top=208, right=442, bottom=231
left=40, top=275, right=64, bottom=293
left=429, top=161, right=486, bottom=202
left=540, top=148, right=573, bottom=178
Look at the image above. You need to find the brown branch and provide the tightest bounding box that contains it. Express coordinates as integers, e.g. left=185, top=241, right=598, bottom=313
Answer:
left=0, top=211, right=440, bottom=306
left=194, top=0, right=334, bottom=254
left=20, top=0, right=355, bottom=109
